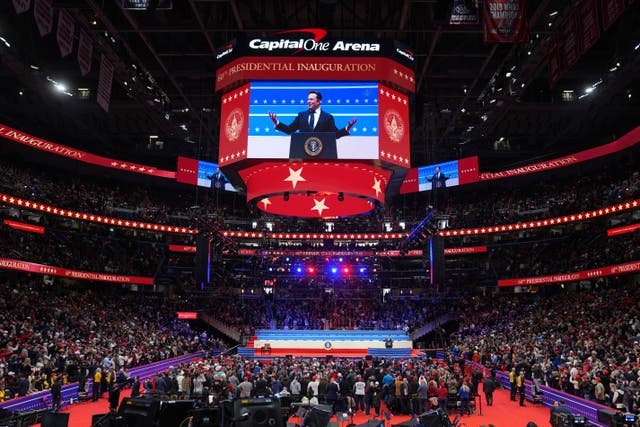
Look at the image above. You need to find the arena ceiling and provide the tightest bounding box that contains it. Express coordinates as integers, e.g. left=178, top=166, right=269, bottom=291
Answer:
left=0, top=0, right=638, bottom=173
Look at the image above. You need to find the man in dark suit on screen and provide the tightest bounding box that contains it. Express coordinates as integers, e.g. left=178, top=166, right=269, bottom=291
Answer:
left=427, top=166, right=448, bottom=190
left=268, top=90, right=357, bottom=138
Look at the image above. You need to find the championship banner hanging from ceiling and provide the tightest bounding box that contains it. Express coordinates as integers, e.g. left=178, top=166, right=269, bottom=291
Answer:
left=13, top=0, right=31, bottom=14
left=34, top=0, right=53, bottom=37
left=483, top=0, right=529, bottom=43
left=450, top=0, right=479, bottom=25
left=56, top=9, right=75, bottom=58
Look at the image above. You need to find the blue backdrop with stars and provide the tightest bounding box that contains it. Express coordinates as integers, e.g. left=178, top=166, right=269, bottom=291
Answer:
left=248, top=81, right=379, bottom=137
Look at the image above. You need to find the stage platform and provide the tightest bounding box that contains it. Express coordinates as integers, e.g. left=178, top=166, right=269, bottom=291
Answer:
left=238, top=329, right=419, bottom=358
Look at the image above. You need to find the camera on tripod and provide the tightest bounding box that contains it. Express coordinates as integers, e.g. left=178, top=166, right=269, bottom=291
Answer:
left=553, top=413, right=588, bottom=427
left=612, top=413, right=637, bottom=427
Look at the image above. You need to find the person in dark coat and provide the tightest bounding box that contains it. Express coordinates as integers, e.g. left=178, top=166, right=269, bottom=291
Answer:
left=483, top=375, right=496, bottom=406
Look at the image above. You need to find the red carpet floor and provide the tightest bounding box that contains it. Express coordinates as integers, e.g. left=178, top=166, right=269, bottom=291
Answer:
left=43, top=384, right=552, bottom=427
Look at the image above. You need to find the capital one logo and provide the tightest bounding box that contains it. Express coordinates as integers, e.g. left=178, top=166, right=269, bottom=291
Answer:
left=248, top=28, right=380, bottom=54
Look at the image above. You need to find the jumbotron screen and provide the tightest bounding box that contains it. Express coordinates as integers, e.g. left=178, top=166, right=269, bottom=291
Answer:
left=218, top=80, right=410, bottom=167
left=247, top=80, right=378, bottom=159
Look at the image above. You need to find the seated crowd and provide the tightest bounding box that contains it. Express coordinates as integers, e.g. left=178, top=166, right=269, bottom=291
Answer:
left=0, top=279, right=223, bottom=402
left=1, top=148, right=639, bottom=236
left=449, top=279, right=640, bottom=412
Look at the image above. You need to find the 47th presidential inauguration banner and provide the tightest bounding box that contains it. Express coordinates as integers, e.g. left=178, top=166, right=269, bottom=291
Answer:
left=483, top=0, right=529, bottom=43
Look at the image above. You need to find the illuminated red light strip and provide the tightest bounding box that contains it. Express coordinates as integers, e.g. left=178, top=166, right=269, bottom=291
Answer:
left=444, top=245, right=487, bottom=255
left=0, top=257, right=153, bottom=285
left=169, top=245, right=197, bottom=252
left=498, top=260, right=640, bottom=287
left=3, top=219, right=45, bottom=234
left=0, top=192, right=197, bottom=235
left=440, top=199, right=640, bottom=237
left=220, top=200, right=639, bottom=242
left=607, top=223, right=640, bottom=237
left=222, top=231, right=409, bottom=240
left=177, top=311, right=198, bottom=319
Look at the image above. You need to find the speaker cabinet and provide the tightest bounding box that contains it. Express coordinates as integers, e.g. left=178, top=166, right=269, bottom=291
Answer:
left=301, top=404, right=333, bottom=427
left=158, top=400, right=196, bottom=427
left=418, top=410, right=442, bottom=427
left=354, top=420, right=383, bottom=427
left=117, top=397, right=161, bottom=427
left=234, top=397, right=282, bottom=427
left=41, top=412, right=70, bottom=427
left=391, top=420, right=420, bottom=427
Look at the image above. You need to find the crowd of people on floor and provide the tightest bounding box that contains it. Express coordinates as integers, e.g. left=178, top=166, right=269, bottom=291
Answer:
left=449, top=279, right=640, bottom=413
left=0, top=280, right=222, bottom=402
left=89, top=353, right=480, bottom=419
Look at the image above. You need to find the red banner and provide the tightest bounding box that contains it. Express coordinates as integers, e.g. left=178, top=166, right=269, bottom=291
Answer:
left=236, top=248, right=426, bottom=257
left=3, top=219, right=45, bottom=234
left=218, top=83, right=250, bottom=167
left=458, top=156, right=479, bottom=185
left=56, top=9, right=74, bottom=58
left=13, top=0, right=31, bottom=14
left=77, top=29, right=93, bottom=76
left=561, top=13, right=581, bottom=73
left=235, top=247, right=487, bottom=257
left=0, top=192, right=197, bottom=235
left=579, top=0, right=601, bottom=55
left=498, top=260, right=640, bottom=286
left=444, top=246, right=487, bottom=255
left=378, top=84, right=411, bottom=167
left=607, top=223, right=640, bottom=236
left=0, top=124, right=176, bottom=179
left=169, top=245, right=196, bottom=253
left=97, top=54, right=113, bottom=112
left=601, top=0, right=625, bottom=31
left=215, top=57, right=415, bottom=94
left=175, top=156, right=199, bottom=185
left=480, top=125, right=640, bottom=180
left=547, top=36, right=562, bottom=88
left=177, top=311, right=198, bottom=319
left=34, top=0, right=53, bottom=37
left=483, top=0, right=529, bottom=43
left=0, top=257, right=154, bottom=285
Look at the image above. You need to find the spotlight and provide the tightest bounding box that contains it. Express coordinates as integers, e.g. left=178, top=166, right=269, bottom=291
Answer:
left=338, top=192, right=344, bottom=202
left=283, top=192, right=289, bottom=201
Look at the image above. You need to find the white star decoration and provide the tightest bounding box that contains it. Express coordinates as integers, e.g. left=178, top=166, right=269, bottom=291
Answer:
left=284, top=167, right=306, bottom=189
left=372, top=177, right=382, bottom=197
left=311, top=198, right=329, bottom=216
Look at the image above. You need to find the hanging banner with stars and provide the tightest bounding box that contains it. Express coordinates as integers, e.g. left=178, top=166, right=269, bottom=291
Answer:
left=0, top=257, right=154, bottom=285
left=378, top=83, right=411, bottom=167
left=0, top=123, right=175, bottom=178
left=239, top=162, right=391, bottom=217
left=218, top=83, right=250, bottom=167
